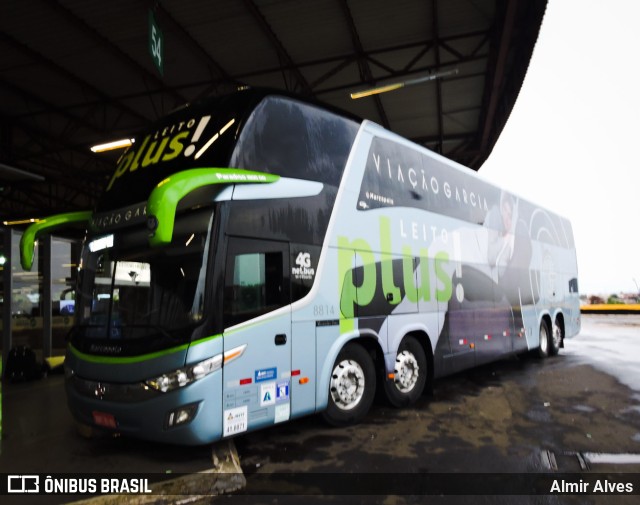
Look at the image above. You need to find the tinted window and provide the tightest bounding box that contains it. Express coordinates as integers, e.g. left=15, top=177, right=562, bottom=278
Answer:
left=231, top=96, right=359, bottom=187
left=224, top=239, right=289, bottom=327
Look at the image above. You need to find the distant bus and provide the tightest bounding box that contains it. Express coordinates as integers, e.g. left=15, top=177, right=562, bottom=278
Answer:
left=21, top=89, right=580, bottom=444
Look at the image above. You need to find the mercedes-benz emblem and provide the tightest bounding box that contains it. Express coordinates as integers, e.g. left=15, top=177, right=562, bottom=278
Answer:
left=94, top=383, right=107, bottom=400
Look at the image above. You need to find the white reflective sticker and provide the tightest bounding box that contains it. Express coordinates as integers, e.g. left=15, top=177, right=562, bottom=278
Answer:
left=274, top=403, right=290, bottom=424
left=260, top=383, right=276, bottom=407
left=223, top=406, right=248, bottom=437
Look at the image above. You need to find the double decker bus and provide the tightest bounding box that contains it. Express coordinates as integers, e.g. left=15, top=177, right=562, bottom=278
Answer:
left=20, top=88, right=580, bottom=444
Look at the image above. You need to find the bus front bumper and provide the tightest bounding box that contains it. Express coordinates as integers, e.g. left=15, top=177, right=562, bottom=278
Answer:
left=65, top=370, right=223, bottom=445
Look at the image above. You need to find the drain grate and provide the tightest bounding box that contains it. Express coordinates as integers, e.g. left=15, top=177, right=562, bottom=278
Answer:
left=540, top=449, right=640, bottom=471
left=583, top=452, right=640, bottom=465
left=540, top=449, right=558, bottom=471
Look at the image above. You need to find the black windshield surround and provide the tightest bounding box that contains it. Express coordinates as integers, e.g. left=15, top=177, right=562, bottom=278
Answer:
left=71, top=209, right=215, bottom=357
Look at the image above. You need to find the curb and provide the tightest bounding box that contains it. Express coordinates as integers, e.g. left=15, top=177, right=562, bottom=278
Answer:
left=68, top=440, right=245, bottom=504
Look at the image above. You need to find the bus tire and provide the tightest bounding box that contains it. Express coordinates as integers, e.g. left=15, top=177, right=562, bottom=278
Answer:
left=383, top=335, right=427, bottom=408
left=550, top=318, right=563, bottom=356
left=536, top=319, right=551, bottom=358
left=322, top=343, right=376, bottom=427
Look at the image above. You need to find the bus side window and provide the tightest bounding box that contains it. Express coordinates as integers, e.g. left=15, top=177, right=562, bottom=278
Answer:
left=224, top=249, right=287, bottom=327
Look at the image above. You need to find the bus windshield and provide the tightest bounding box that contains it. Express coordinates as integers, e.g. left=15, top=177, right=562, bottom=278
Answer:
left=74, top=209, right=214, bottom=344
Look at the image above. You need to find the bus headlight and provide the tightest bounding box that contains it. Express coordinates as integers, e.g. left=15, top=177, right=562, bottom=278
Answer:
left=145, top=355, right=222, bottom=393
left=144, top=344, right=247, bottom=393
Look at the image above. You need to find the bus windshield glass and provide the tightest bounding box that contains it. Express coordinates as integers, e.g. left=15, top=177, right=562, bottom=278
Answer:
left=74, top=209, right=214, bottom=343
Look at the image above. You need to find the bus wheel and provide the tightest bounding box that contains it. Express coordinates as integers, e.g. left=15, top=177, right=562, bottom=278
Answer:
left=322, top=343, right=376, bottom=427
left=384, top=335, right=427, bottom=408
left=550, top=318, right=563, bottom=356
left=536, top=319, right=551, bottom=358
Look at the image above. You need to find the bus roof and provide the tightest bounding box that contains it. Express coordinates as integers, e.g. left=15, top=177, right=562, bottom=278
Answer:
left=97, top=88, right=361, bottom=213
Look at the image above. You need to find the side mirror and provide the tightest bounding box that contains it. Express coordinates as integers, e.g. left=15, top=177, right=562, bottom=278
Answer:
left=20, top=211, right=92, bottom=271
left=146, top=168, right=279, bottom=246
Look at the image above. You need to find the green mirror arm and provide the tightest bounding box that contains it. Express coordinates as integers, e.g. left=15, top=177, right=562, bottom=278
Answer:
left=147, top=168, right=279, bottom=246
left=20, top=210, right=93, bottom=271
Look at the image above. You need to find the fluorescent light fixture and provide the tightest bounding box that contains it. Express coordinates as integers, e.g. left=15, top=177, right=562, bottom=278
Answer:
left=90, top=138, right=135, bottom=153
left=0, top=163, right=46, bottom=182
left=351, top=82, right=405, bottom=100
left=88, top=234, right=114, bottom=252
left=3, top=218, right=39, bottom=226
left=351, top=68, right=459, bottom=100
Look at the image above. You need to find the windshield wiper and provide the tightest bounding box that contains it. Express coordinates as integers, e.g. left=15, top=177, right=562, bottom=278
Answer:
left=116, top=322, right=199, bottom=340
left=71, top=319, right=200, bottom=341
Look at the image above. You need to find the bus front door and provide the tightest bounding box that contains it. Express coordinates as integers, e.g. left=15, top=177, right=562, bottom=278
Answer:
left=221, top=237, right=292, bottom=437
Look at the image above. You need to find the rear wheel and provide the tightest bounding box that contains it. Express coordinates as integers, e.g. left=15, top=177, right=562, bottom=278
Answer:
left=322, top=343, right=376, bottom=426
left=550, top=318, right=563, bottom=356
left=536, top=319, right=551, bottom=358
left=383, top=335, right=427, bottom=408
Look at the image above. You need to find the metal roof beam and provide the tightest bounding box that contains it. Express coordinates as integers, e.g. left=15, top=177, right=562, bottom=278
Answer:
left=6, top=116, right=112, bottom=188
left=0, top=32, right=149, bottom=126
left=309, top=57, right=356, bottom=90
left=338, top=0, right=390, bottom=128
left=477, top=0, right=518, bottom=156
left=149, top=1, right=238, bottom=88
left=432, top=0, right=444, bottom=154
left=218, top=30, right=489, bottom=93
left=235, top=31, right=489, bottom=82
left=315, top=57, right=486, bottom=96
left=1, top=178, right=92, bottom=216
left=242, top=0, right=312, bottom=95
left=402, top=42, right=435, bottom=73
left=0, top=78, right=113, bottom=138
left=411, top=131, right=474, bottom=145
left=44, top=0, right=186, bottom=108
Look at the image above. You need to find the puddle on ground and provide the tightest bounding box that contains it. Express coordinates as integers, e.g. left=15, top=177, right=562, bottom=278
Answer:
left=572, top=404, right=596, bottom=413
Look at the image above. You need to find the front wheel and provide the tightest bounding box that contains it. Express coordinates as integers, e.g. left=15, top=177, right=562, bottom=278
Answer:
left=383, top=335, right=428, bottom=407
left=322, top=343, right=376, bottom=427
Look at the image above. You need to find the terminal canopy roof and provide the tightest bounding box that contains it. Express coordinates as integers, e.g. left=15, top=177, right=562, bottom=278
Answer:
left=0, top=0, right=547, bottom=221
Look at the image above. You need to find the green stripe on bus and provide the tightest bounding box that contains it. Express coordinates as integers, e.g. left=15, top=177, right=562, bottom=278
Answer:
left=68, top=334, right=221, bottom=364
left=20, top=210, right=92, bottom=271
left=148, top=167, right=279, bottom=246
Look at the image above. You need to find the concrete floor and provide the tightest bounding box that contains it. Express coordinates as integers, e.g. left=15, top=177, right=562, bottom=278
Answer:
left=0, top=374, right=214, bottom=475
left=2, top=314, right=640, bottom=505
left=0, top=373, right=239, bottom=505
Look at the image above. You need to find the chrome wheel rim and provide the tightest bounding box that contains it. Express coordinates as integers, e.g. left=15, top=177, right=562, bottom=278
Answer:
left=394, top=350, right=419, bottom=393
left=330, top=359, right=366, bottom=411
left=552, top=322, right=562, bottom=349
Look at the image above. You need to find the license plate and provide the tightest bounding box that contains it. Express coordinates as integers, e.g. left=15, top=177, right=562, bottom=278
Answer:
left=92, top=410, right=117, bottom=429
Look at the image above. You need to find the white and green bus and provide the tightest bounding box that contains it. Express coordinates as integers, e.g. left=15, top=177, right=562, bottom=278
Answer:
left=21, top=89, right=580, bottom=444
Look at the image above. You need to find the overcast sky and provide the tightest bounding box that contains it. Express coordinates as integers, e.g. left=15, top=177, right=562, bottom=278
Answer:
left=480, top=0, right=640, bottom=296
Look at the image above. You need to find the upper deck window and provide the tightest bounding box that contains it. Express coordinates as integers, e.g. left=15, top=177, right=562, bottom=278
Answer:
left=96, top=91, right=359, bottom=213
left=231, top=96, right=359, bottom=187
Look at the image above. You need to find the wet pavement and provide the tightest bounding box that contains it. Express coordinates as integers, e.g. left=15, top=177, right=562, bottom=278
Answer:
left=563, top=314, right=640, bottom=393
left=229, top=314, right=640, bottom=504
left=2, top=314, right=640, bottom=504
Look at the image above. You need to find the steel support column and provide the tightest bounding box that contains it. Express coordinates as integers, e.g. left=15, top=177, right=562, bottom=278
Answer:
left=2, top=228, right=13, bottom=373
left=41, top=234, right=52, bottom=359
